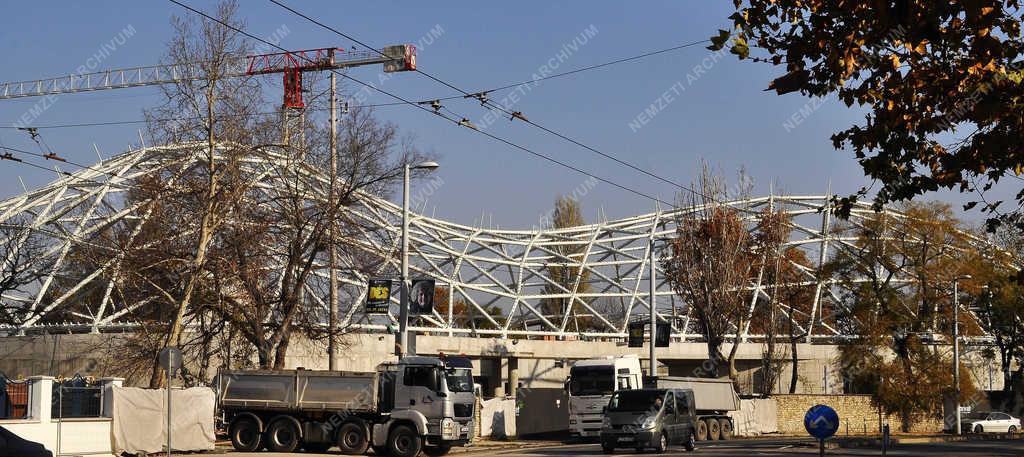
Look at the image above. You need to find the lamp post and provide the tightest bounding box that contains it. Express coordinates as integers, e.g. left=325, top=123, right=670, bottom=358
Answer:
left=953, top=274, right=971, bottom=435
left=398, top=161, right=439, bottom=357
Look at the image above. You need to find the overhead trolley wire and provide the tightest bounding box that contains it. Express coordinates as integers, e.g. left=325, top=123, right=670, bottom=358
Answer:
left=168, top=0, right=673, bottom=207
left=265, top=0, right=712, bottom=200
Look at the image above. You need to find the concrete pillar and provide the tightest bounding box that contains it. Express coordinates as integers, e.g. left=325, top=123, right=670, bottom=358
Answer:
left=508, top=357, right=520, bottom=399
left=27, top=376, right=54, bottom=422
left=98, top=377, right=124, bottom=418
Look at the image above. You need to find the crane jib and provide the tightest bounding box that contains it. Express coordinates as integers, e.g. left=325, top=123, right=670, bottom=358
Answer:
left=0, top=45, right=416, bottom=101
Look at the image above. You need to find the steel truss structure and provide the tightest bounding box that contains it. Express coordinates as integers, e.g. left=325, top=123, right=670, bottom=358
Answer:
left=0, top=143, right=995, bottom=340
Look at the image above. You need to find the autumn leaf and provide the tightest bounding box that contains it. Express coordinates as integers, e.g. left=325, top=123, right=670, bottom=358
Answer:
left=768, top=69, right=810, bottom=94
left=731, top=35, right=750, bottom=59
left=708, top=29, right=731, bottom=51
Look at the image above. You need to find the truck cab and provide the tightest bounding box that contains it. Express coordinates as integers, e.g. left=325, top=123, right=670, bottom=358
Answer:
left=373, top=356, right=476, bottom=455
left=565, top=355, right=643, bottom=439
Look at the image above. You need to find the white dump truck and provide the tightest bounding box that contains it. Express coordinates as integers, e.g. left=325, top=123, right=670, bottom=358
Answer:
left=217, top=356, right=475, bottom=456
left=646, top=376, right=740, bottom=440
left=565, top=355, right=643, bottom=439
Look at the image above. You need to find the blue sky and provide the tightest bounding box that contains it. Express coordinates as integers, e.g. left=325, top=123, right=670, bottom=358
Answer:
left=0, top=1, right=996, bottom=228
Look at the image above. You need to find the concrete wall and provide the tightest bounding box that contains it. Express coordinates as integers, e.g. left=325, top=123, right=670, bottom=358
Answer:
left=0, top=333, right=1002, bottom=396
left=0, top=376, right=121, bottom=457
left=774, top=394, right=943, bottom=435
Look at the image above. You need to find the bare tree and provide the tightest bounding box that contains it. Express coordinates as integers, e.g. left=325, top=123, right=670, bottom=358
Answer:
left=0, top=216, right=49, bottom=327
left=137, top=0, right=269, bottom=387
left=662, top=164, right=755, bottom=385
left=198, top=110, right=417, bottom=369
left=751, top=203, right=791, bottom=395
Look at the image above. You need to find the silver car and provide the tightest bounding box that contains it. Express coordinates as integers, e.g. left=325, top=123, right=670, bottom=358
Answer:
left=961, top=411, right=1021, bottom=434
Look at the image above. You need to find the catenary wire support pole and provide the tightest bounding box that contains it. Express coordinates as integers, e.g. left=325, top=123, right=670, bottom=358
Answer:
left=328, top=72, right=338, bottom=371
left=953, top=274, right=970, bottom=435
left=649, top=238, right=657, bottom=376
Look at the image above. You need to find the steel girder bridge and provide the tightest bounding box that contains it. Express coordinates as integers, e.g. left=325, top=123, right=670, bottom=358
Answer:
left=0, top=143, right=991, bottom=341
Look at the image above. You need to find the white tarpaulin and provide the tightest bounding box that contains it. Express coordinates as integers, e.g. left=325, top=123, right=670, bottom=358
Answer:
left=479, top=398, right=516, bottom=438
left=728, top=398, right=778, bottom=437
left=110, top=386, right=216, bottom=454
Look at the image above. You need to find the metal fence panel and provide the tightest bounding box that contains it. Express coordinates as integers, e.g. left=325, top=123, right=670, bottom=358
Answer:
left=0, top=375, right=29, bottom=419
left=52, top=376, right=103, bottom=418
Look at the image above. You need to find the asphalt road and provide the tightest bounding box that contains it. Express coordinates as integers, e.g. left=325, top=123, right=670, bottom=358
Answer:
left=227, top=437, right=1024, bottom=456
left=481, top=438, right=1024, bottom=456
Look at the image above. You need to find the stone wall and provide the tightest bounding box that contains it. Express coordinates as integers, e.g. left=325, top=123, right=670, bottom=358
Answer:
left=774, top=394, right=943, bottom=435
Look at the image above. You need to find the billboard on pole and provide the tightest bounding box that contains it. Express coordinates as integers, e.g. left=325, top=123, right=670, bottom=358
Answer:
left=628, top=321, right=645, bottom=348
left=410, top=279, right=435, bottom=315
left=366, top=279, right=392, bottom=314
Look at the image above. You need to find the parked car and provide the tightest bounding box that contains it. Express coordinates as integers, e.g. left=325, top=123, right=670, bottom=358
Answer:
left=0, top=426, right=52, bottom=457
left=962, top=411, right=1021, bottom=434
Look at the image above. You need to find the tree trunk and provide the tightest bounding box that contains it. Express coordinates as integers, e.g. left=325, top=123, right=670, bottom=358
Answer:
left=273, top=331, right=291, bottom=370
left=789, top=320, right=799, bottom=393
left=706, top=339, right=724, bottom=378
left=727, top=332, right=742, bottom=390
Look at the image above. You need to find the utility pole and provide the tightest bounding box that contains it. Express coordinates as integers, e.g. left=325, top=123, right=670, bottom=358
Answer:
left=649, top=238, right=657, bottom=376
left=399, top=164, right=411, bottom=357
left=327, top=72, right=338, bottom=371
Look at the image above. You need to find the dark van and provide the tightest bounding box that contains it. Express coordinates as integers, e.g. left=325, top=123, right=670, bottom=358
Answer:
left=599, top=388, right=697, bottom=453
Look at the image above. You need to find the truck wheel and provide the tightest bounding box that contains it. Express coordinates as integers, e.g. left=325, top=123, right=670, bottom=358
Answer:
left=388, top=425, right=423, bottom=457
left=337, top=421, right=369, bottom=455
left=718, top=418, right=733, bottom=440
left=230, top=417, right=262, bottom=451
left=696, top=420, right=708, bottom=441
left=707, top=418, right=721, bottom=440
left=684, top=430, right=696, bottom=451
left=266, top=419, right=301, bottom=452
left=424, top=444, right=452, bottom=456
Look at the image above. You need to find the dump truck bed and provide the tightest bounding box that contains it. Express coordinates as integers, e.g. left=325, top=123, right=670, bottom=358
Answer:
left=650, top=376, right=740, bottom=412
left=218, top=369, right=379, bottom=412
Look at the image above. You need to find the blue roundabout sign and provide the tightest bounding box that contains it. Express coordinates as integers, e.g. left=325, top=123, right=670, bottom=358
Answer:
left=804, top=404, right=840, bottom=440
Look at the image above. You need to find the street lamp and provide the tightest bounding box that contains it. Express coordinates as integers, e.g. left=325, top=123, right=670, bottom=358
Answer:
left=398, top=161, right=440, bottom=357
left=953, top=274, right=971, bottom=435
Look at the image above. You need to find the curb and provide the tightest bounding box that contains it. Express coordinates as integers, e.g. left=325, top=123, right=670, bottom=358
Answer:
left=834, top=433, right=1023, bottom=448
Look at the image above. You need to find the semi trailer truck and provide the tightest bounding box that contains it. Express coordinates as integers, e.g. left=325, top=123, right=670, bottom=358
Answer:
left=216, top=355, right=475, bottom=456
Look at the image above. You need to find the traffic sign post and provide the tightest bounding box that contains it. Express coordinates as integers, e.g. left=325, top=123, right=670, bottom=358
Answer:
left=804, top=404, right=839, bottom=457
left=159, top=347, right=182, bottom=457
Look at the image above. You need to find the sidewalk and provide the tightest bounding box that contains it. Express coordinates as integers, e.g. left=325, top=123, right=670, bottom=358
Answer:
left=449, top=438, right=564, bottom=454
